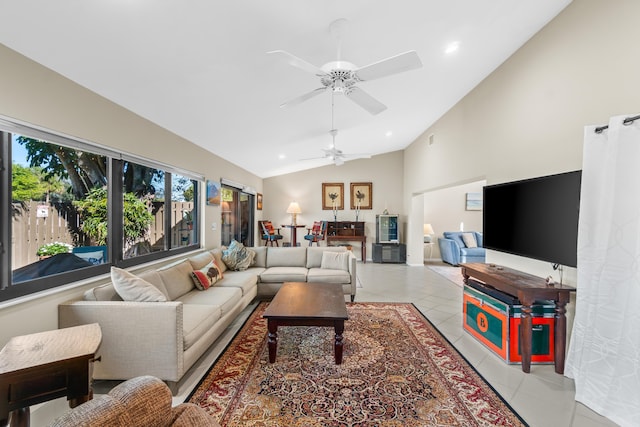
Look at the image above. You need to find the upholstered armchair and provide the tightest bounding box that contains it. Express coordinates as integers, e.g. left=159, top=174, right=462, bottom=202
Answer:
left=259, top=220, right=283, bottom=246
left=49, top=376, right=219, bottom=427
left=438, top=231, right=485, bottom=266
left=303, top=221, right=327, bottom=246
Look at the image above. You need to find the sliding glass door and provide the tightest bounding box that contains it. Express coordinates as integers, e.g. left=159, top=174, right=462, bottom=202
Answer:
left=221, top=185, right=255, bottom=247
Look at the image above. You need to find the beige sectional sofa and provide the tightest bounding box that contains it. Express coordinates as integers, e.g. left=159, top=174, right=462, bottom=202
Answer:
left=58, top=245, right=356, bottom=389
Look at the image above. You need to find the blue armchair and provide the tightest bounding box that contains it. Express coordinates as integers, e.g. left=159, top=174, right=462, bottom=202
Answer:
left=438, top=231, right=485, bottom=266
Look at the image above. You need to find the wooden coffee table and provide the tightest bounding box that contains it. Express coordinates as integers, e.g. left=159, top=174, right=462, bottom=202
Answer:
left=263, top=282, right=349, bottom=364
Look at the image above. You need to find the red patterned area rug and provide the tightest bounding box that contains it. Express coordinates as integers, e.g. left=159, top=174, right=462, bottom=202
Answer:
left=187, top=302, right=527, bottom=427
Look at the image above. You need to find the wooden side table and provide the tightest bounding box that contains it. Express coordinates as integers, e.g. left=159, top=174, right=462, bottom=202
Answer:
left=0, top=323, right=102, bottom=427
left=281, top=224, right=305, bottom=246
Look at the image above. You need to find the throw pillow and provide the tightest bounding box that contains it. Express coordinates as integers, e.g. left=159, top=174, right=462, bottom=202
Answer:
left=190, top=261, right=223, bottom=290
left=462, top=232, right=478, bottom=248
left=320, top=251, right=349, bottom=271
left=111, top=267, right=167, bottom=302
left=222, top=240, right=255, bottom=271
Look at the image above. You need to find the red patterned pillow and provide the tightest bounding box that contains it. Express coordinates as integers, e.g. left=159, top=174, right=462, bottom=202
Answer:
left=190, top=261, right=223, bottom=290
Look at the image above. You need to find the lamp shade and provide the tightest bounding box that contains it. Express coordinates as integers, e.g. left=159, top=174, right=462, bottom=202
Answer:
left=286, top=202, right=301, bottom=214
left=423, top=223, right=435, bottom=235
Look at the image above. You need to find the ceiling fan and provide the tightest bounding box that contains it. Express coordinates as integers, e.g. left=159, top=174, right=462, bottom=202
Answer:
left=302, top=128, right=371, bottom=166
left=269, top=18, right=422, bottom=115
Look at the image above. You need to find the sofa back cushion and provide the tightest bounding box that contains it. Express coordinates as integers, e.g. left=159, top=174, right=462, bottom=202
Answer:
left=251, top=246, right=267, bottom=267
left=158, top=259, right=195, bottom=300
left=84, top=283, right=123, bottom=301
left=306, top=246, right=346, bottom=268
left=211, top=248, right=228, bottom=274
left=266, top=247, right=307, bottom=267
left=188, top=251, right=215, bottom=270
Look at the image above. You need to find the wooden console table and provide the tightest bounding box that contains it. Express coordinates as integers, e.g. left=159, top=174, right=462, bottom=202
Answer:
left=0, top=323, right=102, bottom=427
left=461, top=263, right=576, bottom=374
left=326, top=221, right=366, bottom=263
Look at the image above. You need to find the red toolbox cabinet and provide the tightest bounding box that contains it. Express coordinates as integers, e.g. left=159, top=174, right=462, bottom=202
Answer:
left=463, top=280, right=555, bottom=364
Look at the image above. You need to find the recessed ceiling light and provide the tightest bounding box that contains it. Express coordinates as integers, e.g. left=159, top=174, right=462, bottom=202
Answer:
left=278, top=154, right=286, bottom=159
left=385, top=131, right=393, bottom=137
left=445, top=41, right=460, bottom=54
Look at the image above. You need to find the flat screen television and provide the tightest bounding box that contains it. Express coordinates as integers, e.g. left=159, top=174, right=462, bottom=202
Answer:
left=483, top=170, right=582, bottom=268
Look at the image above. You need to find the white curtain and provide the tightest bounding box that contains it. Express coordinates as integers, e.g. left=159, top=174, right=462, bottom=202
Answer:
left=565, top=114, right=640, bottom=427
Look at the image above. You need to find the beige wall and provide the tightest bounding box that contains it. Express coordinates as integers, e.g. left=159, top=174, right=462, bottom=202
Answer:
left=424, top=180, right=485, bottom=260
left=263, top=151, right=404, bottom=261
left=0, top=43, right=261, bottom=345
left=405, top=0, right=640, bottom=282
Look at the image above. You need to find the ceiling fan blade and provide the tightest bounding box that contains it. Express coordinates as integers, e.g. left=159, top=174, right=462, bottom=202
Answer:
left=354, top=50, right=422, bottom=82
left=280, top=87, right=328, bottom=108
left=345, top=86, right=387, bottom=115
left=334, top=157, right=345, bottom=166
left=267, top=50, right=328, bottom=77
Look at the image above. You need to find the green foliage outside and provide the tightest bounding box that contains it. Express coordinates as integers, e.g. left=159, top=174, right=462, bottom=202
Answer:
left=12, top=164, right=67, bottom=202
left=74, top=187, right=153, bottom=245
left=36, top=242, right=73, bottom=257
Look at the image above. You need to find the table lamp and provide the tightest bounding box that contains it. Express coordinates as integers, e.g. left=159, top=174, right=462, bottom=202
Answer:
left=423, top=223, right=435, bottom=243
left=286, top=202, right=301, bottom=226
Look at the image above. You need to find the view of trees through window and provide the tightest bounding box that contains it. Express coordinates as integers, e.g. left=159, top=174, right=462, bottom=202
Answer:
left=3, top=130, right=200, bottom=300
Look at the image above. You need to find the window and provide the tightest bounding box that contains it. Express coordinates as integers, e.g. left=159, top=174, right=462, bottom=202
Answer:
left=0, top=120, right=203, bottom=301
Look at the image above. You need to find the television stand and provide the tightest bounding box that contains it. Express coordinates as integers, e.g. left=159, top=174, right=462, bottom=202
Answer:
left=460, top=263, right=576, bottom=374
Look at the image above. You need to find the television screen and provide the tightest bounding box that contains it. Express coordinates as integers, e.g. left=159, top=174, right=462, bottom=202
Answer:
left=483, top=171, right=581, bottom=267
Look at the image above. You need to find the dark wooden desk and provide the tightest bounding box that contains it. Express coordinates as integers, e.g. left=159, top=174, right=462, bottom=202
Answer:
left=461, top=263, right=575, bottom=374
left=0, top=323, right=102, bottom=427
left=281, top=224, right=305, bottom=246
left=326, top=221, right=366, bottom=263
left=263, top=282, right=348, bottom=364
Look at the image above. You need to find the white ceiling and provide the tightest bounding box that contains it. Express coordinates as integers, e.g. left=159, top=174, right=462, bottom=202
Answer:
left=0, top=0, right=571, bottom=178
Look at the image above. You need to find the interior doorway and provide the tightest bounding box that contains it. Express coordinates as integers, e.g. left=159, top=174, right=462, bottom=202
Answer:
left=221, top=185, right=255, bottom=247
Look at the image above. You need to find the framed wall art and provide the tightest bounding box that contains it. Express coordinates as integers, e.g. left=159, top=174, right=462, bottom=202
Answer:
left=206, top=180, right=221, bottom=205
left=322, top=182, right=344, bottom=210
left=466, top=192, right=482, bottom=211
left=350, top=182, right=372, bottom=210
left=256, top=193, right=263, bottom=210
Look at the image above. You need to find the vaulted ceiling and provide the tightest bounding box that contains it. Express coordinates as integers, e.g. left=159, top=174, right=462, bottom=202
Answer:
left=0, top=1, right=571, bottom=177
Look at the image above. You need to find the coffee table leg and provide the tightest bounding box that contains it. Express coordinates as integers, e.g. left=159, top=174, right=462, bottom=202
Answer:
left=334, top=320, right=345, bottom=364
left=267, top=320, right=278, bottom=363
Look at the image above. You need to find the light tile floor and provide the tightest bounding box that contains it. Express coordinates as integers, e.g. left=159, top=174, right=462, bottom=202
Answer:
left=31, top=262, right=618, bottom=427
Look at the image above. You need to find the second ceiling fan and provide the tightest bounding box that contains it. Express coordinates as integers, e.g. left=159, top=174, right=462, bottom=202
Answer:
left=269, top=18, right=423, bottom=115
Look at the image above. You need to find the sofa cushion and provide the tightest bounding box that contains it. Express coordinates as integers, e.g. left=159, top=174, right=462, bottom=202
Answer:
left=190, top=261, right=223, bottom=290
left=211, top=248, right=228, bottom=274
left=84, top=283, right=122, bottom=301
left=177, top=287, right=242, bottom=316
left=158, top=260, right=196, bottom=300
left=137, top=270, right=170, bottom=300
left=460, top=247, right=485, bottom=257
left=111, top=267, right=167, bottom=302
left=443, top=231, right=466, bottom=248
left=251, top=246, right=267, bottom=267
left=320, top=251, right=349, bottom=271
left=222, top=240, right=255, bottom=271
left=307, top=268, right=351, bottom=284
left=462, top=232, right=478, bottom=248
left=306, top=246, right=346, bottom=268
left=182, top=304, right=222, bottom=350
left=188, top=251, right=215, bottom=270
left=266, top=247, right=307, bottom=267
left=216, top=268, right=262, bottom=296
left=259, top=266, right=308, bottom=283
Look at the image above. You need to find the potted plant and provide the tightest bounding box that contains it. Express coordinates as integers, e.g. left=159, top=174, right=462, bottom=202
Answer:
left=36, top=241, right=73, bottom=259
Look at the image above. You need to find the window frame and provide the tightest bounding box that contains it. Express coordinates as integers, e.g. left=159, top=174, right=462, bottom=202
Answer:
left=0, top=119, right=203, bottom=302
